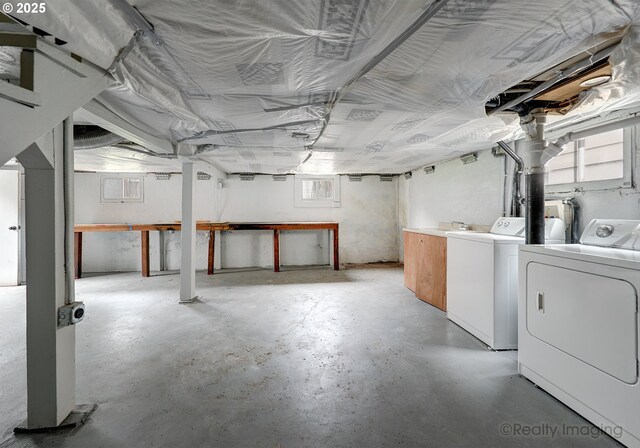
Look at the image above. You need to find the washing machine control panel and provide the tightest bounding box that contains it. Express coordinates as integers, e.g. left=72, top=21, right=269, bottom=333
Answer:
left=491, top=217, right=525, bottom=236
left=491, top=217, right=565, bottom=241
left=581, top=219, right=640, bottom=249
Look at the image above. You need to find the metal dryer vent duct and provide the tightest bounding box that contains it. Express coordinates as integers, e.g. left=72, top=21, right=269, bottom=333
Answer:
left=74, top=128, right=125, bottom=150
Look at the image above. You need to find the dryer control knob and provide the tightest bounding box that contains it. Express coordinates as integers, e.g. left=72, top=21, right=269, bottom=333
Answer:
left=596, top=225, right=614, bottom=238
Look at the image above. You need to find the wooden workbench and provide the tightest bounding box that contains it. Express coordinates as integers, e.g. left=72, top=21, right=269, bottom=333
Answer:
left=73, top=222, right=339, bottom=278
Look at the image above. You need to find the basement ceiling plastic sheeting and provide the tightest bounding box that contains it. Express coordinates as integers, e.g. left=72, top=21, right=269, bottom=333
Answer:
left=17, top=0, right=640, bottom=174
left=73, top=147, right=182, bottom=172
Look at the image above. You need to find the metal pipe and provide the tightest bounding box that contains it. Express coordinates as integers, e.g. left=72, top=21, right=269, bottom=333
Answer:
left=566, top=198, right=581, bottom=244
left=489, top=45, right=617, bottom=115
left=553, top=114, right=640, bottom=147
left=525, top=172, right=545, bottom=244
left=497, top=141, right=523, bottom=171
left=541, top=114, right=640, bottom=165
left=63, top=117, right=75, bottom=304
left=520, top=110, right=548, bottom=244
left=497, top=141, right=524, bottom=217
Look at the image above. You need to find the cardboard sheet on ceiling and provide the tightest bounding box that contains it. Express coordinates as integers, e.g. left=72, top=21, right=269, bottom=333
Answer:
left=16, top=0, right=640, bottom=174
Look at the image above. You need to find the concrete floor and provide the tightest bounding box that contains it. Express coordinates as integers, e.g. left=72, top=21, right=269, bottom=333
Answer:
left=0, top=264, right=623, bottom=448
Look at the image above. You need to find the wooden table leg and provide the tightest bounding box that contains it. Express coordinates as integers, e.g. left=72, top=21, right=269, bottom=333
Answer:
left=207, top=229, right=215, bottom=275
left=273, top=229, right=280, bottom=272
left=141, top=230, right=150, bottom=277
left=74, top=231, right=82, bottom=279
left=333, top=227, right=339, bottom=270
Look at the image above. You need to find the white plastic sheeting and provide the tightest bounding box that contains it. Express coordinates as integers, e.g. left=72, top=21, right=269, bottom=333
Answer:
left=73, top=146, right=224, bottom=174
left=12, top=0, right=640, bottom=174
left=74, top=147, right=180, bottom=172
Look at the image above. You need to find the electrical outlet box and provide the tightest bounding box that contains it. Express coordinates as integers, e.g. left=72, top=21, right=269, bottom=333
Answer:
left=58, top=302, right=86, bottom=327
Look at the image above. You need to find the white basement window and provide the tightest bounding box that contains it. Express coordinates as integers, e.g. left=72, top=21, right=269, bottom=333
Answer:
left=294, top=175, right=341, bottom=208
left=545, top=126, right=634, bottom=191
left=100, top=175, right=144, bottom=203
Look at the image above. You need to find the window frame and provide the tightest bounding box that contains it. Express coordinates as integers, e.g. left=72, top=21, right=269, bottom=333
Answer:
left=100, top=174, right=145, bottom=204
left=294, top=175, right=341, bottom=208
left=544, top=117, right=636, bottom=194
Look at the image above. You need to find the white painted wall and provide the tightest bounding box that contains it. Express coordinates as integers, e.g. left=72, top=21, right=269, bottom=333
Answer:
left=75, top=172, right=399, bottom=273
left=75, top=172, right=217, bottom=272
left=399, top=128, right=640, bottom=262
left=398, top=149, right=505, bottom=260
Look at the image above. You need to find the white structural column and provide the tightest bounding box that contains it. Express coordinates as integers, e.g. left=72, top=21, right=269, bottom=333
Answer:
left=179, top=159, right=197, bottom=303
left=17, top=125, right=75, bottom=428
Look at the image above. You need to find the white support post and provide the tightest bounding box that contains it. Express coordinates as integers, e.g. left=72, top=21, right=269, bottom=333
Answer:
left=179, top=159, right=197, bottom=303
left=16, top=126, right=75, bottom=429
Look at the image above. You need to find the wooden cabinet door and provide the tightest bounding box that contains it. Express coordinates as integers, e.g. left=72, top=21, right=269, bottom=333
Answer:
left=403, top=232, right=418, bottom=292
left=416, top=235, right=447, bottom=311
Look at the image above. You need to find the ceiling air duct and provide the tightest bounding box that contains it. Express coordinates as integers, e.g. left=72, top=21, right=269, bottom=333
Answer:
left=74, top=127, right=125, bottom=150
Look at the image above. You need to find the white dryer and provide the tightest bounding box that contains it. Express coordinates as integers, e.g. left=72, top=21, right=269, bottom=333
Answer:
left=519, top=219, right=640, bottom=448
left=446, top=217, right=565, bottom=350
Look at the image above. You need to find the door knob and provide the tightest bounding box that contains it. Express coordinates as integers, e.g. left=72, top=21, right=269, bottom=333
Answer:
left=8, top=226, right=19, bottom=230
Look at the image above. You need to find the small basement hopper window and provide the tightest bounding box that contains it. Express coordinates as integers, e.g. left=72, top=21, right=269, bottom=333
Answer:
left=294, top=175, right=340, bottom=208
left=301, top=179, right=334, bottom=200
left=101, top=175, right=144, bottom=203
left=546, top=128, right=625, bottom=186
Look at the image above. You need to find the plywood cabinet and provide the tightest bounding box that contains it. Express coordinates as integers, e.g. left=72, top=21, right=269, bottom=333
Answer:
left=403, top=231, right=419, bottom=292
left=403, top=230, right=447, bottom=311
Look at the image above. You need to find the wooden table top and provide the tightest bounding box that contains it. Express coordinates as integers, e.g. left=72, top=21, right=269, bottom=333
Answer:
left=74, top=222, right=339, bottom=232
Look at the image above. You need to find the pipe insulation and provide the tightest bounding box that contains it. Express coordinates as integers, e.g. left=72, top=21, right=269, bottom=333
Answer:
left=63, top=118, right=75, bottom=304
left=74, top=129, right=125, bottom=150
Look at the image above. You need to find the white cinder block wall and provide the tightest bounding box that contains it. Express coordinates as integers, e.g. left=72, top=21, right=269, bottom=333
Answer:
left=75, top=172, right=399, bottom=273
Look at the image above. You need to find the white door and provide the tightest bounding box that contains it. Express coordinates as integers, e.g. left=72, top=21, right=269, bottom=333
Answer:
left=526, top=262, right=638, bottom=383
left=0, top=170, right=20, bottom=286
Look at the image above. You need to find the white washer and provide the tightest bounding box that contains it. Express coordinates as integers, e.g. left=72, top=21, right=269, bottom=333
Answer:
left=519, top=219, right=640, bottom=448
left=446, top=217, right=565, bottom=350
